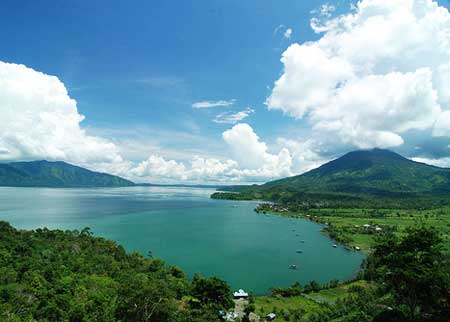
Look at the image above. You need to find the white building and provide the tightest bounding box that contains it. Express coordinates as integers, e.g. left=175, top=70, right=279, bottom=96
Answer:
left=233, top=289, right=249, bottom=299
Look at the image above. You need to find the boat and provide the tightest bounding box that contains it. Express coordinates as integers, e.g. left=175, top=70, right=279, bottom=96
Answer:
left=289, top=264, right=297, bottom=269
left=300, top=240, right=305, bottom=243
left=296, top=249, right=303, bottom=254
left=333, top=244, right=337, bottom=248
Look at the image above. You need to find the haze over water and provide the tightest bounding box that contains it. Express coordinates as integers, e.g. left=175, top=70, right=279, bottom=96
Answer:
left=0, top=186, right=364, bottom=294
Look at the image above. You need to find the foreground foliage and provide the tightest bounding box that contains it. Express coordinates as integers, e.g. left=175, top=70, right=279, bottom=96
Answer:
left=0, top=222, right=232, bottom=322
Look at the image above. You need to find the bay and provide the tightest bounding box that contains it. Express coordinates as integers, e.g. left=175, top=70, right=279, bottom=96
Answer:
left=0, top=186, right=364, bottom=294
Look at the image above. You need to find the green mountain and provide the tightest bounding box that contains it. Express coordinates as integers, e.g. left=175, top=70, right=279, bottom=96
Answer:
left=0, top=160, right=134, bottom=187
left=213, top=149, right=450, bottom=206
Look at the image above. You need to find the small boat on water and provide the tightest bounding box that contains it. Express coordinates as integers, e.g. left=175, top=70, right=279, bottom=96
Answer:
left=289, top=264, right=297, bottom=270
left=296, top=249, right=303, bottom=254
left=333, top=244, right=337, bottom=248
left=300, top=240, right=305, bottom=243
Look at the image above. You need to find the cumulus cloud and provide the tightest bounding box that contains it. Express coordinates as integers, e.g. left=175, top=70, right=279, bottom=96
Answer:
left=267, top=0, right=450, bottom=150
left=130, top=155, right=241, bottom=183
left=192, top=99, right=236, bottom=109
left=130, top=155, right=188, bottom=181
left=222, top=123, right=293, bottom=178
left=0, top=61, right=126, bottom=170
left=213, top=108, right=255, bottom=124
left=277, top=138, right=330, bottom=174
left=130, top=124, right=299, bottom=183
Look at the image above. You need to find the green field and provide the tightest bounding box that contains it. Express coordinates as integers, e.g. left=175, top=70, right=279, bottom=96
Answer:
left=254, top=295, right=326, bottom=321
left=253, top=281, right=372, bottom=321
left=259, top=206, right=450, bottom=253
left=304, top=280, right=371, bottom=304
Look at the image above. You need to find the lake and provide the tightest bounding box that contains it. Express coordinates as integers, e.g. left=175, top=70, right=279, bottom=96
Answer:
left=0, top=186, right=364, bottom=294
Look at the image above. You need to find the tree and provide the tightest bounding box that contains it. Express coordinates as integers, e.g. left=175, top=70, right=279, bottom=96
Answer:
left=370, top=226, right=450, bottom=321
left=191, top=274, right=233, bottom=310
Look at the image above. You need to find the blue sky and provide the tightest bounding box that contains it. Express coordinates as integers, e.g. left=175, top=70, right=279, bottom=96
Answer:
left=2, top=0, right=450, bottom=183
left=1, top=0, right=327, bottom=140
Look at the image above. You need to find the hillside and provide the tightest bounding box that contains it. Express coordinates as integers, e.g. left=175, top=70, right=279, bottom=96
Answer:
left=0, top=160, right=134, bottom=187
left=0, top=221, right=233, bottom=321
left=212, top=149, right=450, bottom=206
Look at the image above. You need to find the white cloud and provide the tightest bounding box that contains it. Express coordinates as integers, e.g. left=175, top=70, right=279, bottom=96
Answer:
left=284, top=28, right=293, bottom=39
left=130, top=155, right=188, bottom=181
left=433, top=110, right=450, bottom=137
left=192, top=99, right=236, bottom=109
left=131, top=124, right=298, bottom=183
left=320, top=3, right=336, bottom=17
left=0, top=61, right=126, bottom=170
left=412, top=156, right=450, bottom=168
left=313, top=3, right=336, bottom=17
left=310, top=3, right=337, bottom=32
left=213, top=108, right=255, bottom=124
left=267, top=0, right=450, bottom=150
left=222, top=123, right=293, bottom=178
left=277, top=138, right=330, bottom=174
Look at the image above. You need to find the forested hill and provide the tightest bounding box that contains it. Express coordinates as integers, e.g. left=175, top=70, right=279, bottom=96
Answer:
left=0, top=221, right=233, bottom=321
left=212, top=149, right=450, bottom=206
left=0, top=160, right=134, bottom=187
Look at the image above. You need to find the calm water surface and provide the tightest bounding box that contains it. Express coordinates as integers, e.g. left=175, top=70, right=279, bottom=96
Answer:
left=0, top=186, right=364, bottom=294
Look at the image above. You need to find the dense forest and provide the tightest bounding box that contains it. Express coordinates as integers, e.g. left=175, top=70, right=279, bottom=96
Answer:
left=0, top=221, right=449, bottom=321
left=0, top=221, right=232, bottom=322
left=0, top=161, right=134, bottom=187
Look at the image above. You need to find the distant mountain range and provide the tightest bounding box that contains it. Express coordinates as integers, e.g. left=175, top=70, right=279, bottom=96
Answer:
left=0, top=160, right=134, bottom=187
left=212, top=149, right=450, bottom=206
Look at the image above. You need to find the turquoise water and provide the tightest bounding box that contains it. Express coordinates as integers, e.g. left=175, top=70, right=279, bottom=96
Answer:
left=0, top=186, right=364, bottom=294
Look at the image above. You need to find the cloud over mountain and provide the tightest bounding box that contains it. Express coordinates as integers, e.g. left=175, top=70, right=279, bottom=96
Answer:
left=0, top=61, right=125, bottom=168
left=267, top=0, right=450, bottom=149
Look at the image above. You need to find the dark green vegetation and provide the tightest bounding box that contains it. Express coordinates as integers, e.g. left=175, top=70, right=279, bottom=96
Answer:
left=1, top=222, right=448, bottom=322
left=0, top=160, right=134, bottom=187
left=249, top=226, right=450, bottom=322
left=212, top=149, right=450, bottom=208
left=0, top=221, right=233, bottom=322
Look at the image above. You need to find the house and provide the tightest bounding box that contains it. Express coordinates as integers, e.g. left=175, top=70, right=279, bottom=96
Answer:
left=375, top=226, right=383, bottom=232
left=266, top=312, right=276, bottom=321
left=233, top=289, right=249, bottom=299
left=363, top=224, right=371, bottom=228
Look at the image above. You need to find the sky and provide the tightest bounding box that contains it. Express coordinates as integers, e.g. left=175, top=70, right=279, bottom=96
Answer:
left=2, top=0, right=450, bottom=184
